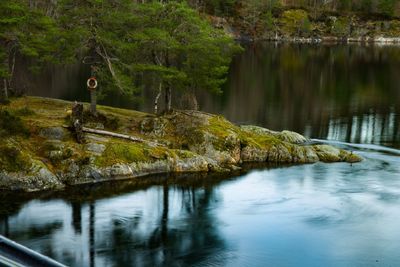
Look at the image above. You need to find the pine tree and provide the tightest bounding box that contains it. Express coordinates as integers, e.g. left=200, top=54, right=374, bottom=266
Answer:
left=0, top=0, right=59, bottom=103
left=128, top=2, right=240, bottom=113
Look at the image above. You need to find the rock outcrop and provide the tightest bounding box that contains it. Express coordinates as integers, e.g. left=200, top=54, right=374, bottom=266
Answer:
left=0, top=97, right=362, bottom=192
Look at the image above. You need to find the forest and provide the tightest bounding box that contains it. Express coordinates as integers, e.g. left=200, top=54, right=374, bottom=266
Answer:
left=0, top=0, right=240, bottom=112
left=2, top=0, right=400, bottom=112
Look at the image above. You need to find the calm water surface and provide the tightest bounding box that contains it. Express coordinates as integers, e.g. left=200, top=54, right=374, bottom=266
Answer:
left=2, top=43, right=400, bottom=266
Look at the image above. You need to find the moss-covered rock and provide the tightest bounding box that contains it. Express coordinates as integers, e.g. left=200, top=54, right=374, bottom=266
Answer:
left=0, top=97, right=362, bottom=192
left=0, top=159, right=63, bottom=192
left=241, top=125, right=308, bottom=144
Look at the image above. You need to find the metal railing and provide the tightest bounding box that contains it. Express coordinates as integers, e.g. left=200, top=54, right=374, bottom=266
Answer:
left=0, top=235, right=67, bottom=267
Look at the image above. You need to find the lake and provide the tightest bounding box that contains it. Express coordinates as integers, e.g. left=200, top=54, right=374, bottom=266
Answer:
left=2, top=43, right=400, bottom=267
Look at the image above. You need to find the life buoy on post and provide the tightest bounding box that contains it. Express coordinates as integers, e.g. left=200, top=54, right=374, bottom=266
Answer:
left=87, top=77, right=98, bottom=90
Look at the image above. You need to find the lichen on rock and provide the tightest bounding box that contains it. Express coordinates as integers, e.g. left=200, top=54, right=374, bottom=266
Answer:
left=0, top=97, right=363, bottom=192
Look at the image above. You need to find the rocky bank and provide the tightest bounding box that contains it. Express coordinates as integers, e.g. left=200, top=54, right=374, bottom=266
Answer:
left=210, top=10, right=400, bottom=44
left=0, top=97, right=362, bottom=192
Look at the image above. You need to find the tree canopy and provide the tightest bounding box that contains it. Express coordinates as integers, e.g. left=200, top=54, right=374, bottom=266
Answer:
left=0, top=0, right=60, bottom=102
left=0, top=0, right=240, bottom=112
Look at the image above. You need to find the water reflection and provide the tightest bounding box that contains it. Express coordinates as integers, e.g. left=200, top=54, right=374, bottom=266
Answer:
left=24, top=43, right=400, bottom=148
left=0, top=175, right=230, bottom=267
left=211, top=43, right=400, bottom=148
left=323, top=109, right=399, bottom=148
left=1, top=144, right=400, bottom=266
left=6, top=43, right=400, bottom=266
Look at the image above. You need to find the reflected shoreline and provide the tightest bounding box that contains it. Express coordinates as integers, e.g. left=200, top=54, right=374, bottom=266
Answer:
left=3, top=42, right=400, bottom=267
left=22, top=43, right=400, bottom=148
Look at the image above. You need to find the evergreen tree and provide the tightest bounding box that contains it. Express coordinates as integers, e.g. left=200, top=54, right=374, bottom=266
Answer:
left=94, top=1, right=240, bottom=113
left=0, top=0, right=59, bottom=103
left=378, top=0, right=397, bottom=17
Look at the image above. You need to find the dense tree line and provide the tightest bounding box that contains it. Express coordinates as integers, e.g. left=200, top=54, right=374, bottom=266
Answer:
left=194, top=0, right=399, bottom=17
left=191, top=0, right=400, bottom=39
left=2, top=0, right=399, bottom=110
left=0, top=0, right=240, bottom=113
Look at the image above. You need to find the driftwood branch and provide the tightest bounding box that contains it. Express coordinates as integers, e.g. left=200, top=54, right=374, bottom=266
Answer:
left=64, top=125, right=162, bottom=147
left=82, top=127, right=162, bottom=147
left=82, top=127, right=142, bottom=142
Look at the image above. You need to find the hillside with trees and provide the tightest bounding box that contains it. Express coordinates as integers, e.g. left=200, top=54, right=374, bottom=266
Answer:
left=192, top=0, right=400, bottom=40
left=1, top=0, right=240, bottom=112
left=2, top=0, right=400, bottom=109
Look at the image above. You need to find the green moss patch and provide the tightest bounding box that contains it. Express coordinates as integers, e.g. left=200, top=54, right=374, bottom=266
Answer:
left=95, top=142, right=147, bottom=166
left=0, top=145, right=32, bottom=172
left=13, top=107, right=36, bottom=116
left=0, top=109, right=30, bottom=137
left=207, top=116, right=238, bottom=137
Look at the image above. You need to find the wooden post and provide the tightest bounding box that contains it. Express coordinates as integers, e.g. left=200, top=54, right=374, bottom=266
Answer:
left=90, top=89, right=97, bottom=115
left=88, top=66, right=97, bottom=116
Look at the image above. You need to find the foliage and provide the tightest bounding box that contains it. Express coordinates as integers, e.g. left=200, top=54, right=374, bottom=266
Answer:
left=0, top=1, right=60, bottom=81
left=236, top=0, right=281, bottom=36
left=202, top=0, right=238, bottom=16
left=127, top=2, right=240, bottom=104
left=378, top=0, right=397, bottom=17
left=0, top=145, right=31, bottom=172
left=331, top=18, right=351, bottom=36
left=281, top=10, right=310, bottom=36
left=56, top=1, right=239, bottom=109
left=13, top=106, right=35, bottom=116
left=263, top=10, right=277, bottom=32
left=0, top=108, right=30, bottom=137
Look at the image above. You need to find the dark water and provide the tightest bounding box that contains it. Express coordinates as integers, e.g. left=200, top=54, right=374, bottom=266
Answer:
left=2, top=43, right=400, bottom=266
left=24, top=43, right=400, bottom=148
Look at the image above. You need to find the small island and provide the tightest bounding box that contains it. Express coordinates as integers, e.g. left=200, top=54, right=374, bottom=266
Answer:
left=0, top=96, right=361, bottom=192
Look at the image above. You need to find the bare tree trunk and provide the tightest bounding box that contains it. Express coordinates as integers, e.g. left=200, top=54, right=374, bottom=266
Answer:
left=1, top=78, right=8, bottom=103
left=164, top=50, right=172, bottom=113
left=180, top=90, right=199, bottom=110
left=96, top=43, right=125, bottom=93
left=8, top=51, right=16, bottom=94
left=154, top=82, right=162, bottom=114
left=165, top=86, right=172, bottom=113
left=1, top=53, right=10, bottom=103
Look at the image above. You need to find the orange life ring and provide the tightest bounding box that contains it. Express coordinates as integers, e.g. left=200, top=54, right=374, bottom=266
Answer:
left=87, top=77, right=98, bottom=90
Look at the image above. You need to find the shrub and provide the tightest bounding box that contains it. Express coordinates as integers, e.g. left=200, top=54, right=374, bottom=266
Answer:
left=0, top=145, right=31, bottom=172
left=0, top=109, right=30, bottom=137
left=13, top=107, right=35, bottom=116
left=331, top=17, right=350, bottom=36
left=281, top=9, right=310, bottom=36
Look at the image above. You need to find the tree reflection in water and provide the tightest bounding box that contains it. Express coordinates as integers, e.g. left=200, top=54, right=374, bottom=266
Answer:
left=102, top=182, right=227, bottom=267
left=0, top=174, right=231, bottom=267
left=206, top=43, right=400, bottom=148
left=22, top=43, right=400, bottom=148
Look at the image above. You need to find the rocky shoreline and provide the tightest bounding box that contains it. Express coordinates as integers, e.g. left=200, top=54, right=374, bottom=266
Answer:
left=256, top=36, right=400, bottom=44
left=211, top=12, right=400, bottom=45
left=0, top=97, right=362, bottom=192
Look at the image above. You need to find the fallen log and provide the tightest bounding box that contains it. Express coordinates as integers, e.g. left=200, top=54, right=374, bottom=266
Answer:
left=64, top=125, right=161, bottom=147
left=82, top=127, right=144, bottom=142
